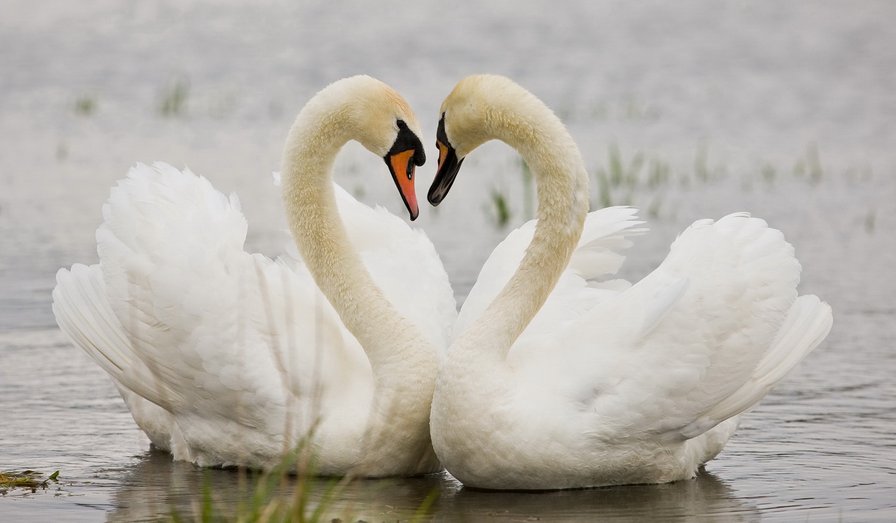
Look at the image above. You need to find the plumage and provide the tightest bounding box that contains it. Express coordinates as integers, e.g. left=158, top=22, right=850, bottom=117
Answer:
left=53, top=77, right=456, bottom=476
left=429, top=75, right=832, bottom=490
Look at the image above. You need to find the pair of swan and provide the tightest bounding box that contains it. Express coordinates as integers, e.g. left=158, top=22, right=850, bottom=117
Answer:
left=53, top=75, right=832, bottom=489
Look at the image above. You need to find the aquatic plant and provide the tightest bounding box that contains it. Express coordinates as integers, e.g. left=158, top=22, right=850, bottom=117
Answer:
left=647, top=196, right=663, bottom=219
left=170, top=456, right=438, bottom=522
left=806, top=142, right=824, bottom=184
left=0, top=469, right=59, bottom=494
left=646, top=158, right=671, bottom=189
left=169, top=433, right=335, bottom=522
left=761, top=163, right=777, bottom=184
left=160, top=79, right=190, bottom=117
left=74, top=96, right=96, bottom=116
left=592, top=144, right=656, bottom=210
left=166, top=418, right=438, bottom=521
left=490, top=189, right=511, bottom=227
left=595, top=168, right=613, bottom=208
left=694, top=144, right=710, bottom=183
left=864, top=209, right=876, bottom=234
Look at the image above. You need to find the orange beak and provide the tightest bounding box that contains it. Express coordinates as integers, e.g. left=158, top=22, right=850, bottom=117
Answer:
left=386, top=149, right=419, bottom=220
left=437, top=141, right=449, bottom=172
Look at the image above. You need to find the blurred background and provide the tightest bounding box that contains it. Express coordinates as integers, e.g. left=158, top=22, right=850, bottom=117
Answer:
left=1, top=0, right=894, bottom=520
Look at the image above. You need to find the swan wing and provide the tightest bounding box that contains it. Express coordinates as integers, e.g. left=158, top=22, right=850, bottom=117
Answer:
left=532, top=213, right=832, bottom=441
left=331, top=184, right=456, bottom=351
left=54, top=164, right=374, bottom=448
left=52, top=262, right=180, bottom=451
left=457, top=206, right=645, bottom=338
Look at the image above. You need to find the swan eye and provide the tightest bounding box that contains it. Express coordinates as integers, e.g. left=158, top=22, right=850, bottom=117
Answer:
left=390, top=120, right=426, bottom=167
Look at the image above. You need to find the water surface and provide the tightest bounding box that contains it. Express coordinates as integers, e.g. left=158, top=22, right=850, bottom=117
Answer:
left=1, top=1, right=894, bottom=520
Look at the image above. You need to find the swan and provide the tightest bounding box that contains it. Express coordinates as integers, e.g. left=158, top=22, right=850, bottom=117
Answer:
left=52, top=76, right=456, bottom=477
left=427, top=75, right=833, bottom=490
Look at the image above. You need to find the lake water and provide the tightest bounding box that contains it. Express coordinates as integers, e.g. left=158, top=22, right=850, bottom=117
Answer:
left=1, top=0, right=894, bottom=520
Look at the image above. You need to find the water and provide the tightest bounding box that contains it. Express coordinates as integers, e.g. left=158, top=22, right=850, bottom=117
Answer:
left=2, top=0, right=895, bottom=520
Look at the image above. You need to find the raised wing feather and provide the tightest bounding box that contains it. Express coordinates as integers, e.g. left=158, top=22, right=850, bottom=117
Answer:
left=537, top=213, right=831, bottom=441
left=53, top=163, right=455, bottom=464
left=457, top=207, right=645, bottom=339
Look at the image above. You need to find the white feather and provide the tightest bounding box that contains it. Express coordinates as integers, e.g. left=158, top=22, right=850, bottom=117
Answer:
left=54, top=162, right=455, bottom=471
left=429, top=75, right=832, bottom=490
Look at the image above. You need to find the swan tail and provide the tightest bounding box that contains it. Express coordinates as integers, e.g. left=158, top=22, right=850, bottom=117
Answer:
left=52, top=263, right=182, bottom=408
left=643, top=213, right=827, bottom=438
left=745, top=295, right=832, bottom=392
left=681, top=294, right=832, bottom=438
left=576, top=213, right=830, bottom=441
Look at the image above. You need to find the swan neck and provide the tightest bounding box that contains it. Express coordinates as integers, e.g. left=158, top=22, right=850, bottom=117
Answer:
left=280, top=106, right=425, bottom=369
left=469, top=103, right=589, bottom=358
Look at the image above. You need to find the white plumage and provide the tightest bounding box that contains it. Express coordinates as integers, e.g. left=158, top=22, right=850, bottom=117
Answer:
left=53, top=77, right=455, bottom=476
left=429, top=75, right=832, bottom=490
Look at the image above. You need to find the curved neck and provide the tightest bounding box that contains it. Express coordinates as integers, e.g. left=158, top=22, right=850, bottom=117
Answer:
left=463, top=102, right=589, bottom=360
left=280, top=105, right=427, bottom=371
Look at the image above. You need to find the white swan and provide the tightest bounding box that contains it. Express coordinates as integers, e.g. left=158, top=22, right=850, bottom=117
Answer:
left=427, top=75, right=833, bottom=490
left=52, top=76, right=456, bottom=477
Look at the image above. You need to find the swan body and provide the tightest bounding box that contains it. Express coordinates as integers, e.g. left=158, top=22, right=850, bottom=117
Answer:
left=53, top=76, right=456, bottom=476
left=428, top=75, right=832, bottom=490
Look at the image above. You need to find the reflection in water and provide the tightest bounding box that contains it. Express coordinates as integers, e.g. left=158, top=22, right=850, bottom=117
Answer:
left=109, top=450, right=442, bottom=521
left=438, top=468, right=759, bottom=522
left=108, top=451, right=758, bottom=521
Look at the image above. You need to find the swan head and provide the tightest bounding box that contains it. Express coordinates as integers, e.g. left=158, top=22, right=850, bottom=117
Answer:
left=428, top=74, right=525, bottom=206
left=304, top=75, right=427, bottom=219
left=349, top=77, right=426, bottom=220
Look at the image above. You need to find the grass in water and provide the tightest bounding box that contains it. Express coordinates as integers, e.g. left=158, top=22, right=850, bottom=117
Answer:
left=160, top=79, right=190, bottom=117
left=168, top=430, right=439, bottom=522
left=806, top=142, right=824, bottom=184
left=864, top=209, right=876, bottom=234
left=490, top=190, right=512, bottom=227
left=172, top=469, right=436, bottom=522
left=0, top=470, right=60, bottom=494
left=172, top=434, right=335, bottom=522
left=761, top=163, right=777, bottom=184
left=694, top=144, right=710, bottom=183
left=74, top=95, right=97, bottom=115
